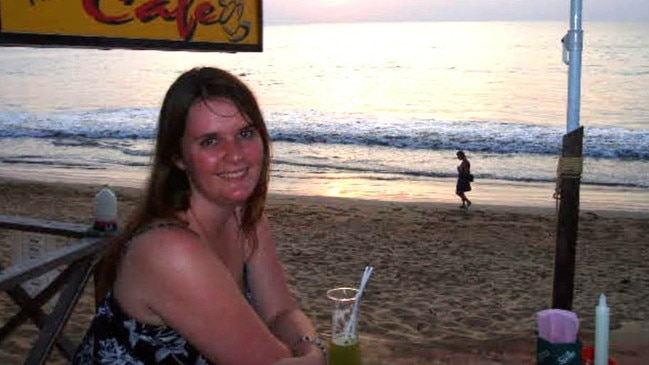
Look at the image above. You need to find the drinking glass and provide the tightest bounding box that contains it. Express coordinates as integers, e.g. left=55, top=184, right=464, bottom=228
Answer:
left=326, top=287, right=362, bottom=365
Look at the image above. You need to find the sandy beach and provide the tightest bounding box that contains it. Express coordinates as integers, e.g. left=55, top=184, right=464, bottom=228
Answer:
left=1, top=177, right=648, bottom=364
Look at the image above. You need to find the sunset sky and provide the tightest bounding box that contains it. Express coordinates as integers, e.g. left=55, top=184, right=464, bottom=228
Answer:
left=264, top=0, right=649, bottom=24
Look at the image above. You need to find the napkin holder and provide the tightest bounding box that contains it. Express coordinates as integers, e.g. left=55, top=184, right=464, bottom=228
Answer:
left=536, top=309, right=582, bottom=365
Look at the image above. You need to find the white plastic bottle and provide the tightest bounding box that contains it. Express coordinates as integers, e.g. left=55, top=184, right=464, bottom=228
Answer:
left=93, top=187, right=117, bottom=232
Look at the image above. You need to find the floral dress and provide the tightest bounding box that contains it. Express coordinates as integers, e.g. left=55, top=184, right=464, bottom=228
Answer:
left=72, top=290, right=212, bottom=365
left=72, top=224, right=254, bottom=364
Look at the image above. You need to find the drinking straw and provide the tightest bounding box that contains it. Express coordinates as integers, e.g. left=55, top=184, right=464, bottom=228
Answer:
left=344, top=265, right=374, bottom=340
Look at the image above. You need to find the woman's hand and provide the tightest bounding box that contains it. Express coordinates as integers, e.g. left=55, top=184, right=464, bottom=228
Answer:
left=272, top=348, right=326, bottom=365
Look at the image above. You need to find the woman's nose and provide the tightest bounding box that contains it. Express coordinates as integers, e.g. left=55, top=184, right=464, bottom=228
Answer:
left=223, top=139, right=243, bottom=162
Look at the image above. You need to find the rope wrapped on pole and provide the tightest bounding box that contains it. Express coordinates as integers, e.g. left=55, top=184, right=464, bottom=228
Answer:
left=554, top=157, right=584, bottom=204
left=558, top=157, right=584, bottom=178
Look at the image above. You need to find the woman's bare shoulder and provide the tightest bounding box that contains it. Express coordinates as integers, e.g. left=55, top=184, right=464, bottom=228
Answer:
left=116, top=222, right=239, bottom=311
left=123, top=223, right=207, bottom=269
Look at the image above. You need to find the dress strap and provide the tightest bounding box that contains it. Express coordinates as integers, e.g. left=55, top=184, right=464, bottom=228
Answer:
left=136, top=221, right=190, bottom=235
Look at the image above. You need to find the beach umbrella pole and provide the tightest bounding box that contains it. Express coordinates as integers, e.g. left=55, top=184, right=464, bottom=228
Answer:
left=552, top=0, right=584, bottom=310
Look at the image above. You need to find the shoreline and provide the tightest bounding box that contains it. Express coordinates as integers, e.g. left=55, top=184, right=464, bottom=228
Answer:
left=1, top=166, right=647, bottom=217
left=1, top=177, right=648, bottom=364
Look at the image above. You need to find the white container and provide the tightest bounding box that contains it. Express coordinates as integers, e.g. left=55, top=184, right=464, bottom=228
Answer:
left=93, top=187, right=117, bottom=231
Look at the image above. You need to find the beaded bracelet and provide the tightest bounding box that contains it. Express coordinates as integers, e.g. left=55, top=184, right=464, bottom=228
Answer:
left=295, top=335, right=327, bottom=358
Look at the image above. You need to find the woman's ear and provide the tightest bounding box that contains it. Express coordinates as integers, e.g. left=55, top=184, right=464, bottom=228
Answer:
left=172, top=154, right=186, bottom=171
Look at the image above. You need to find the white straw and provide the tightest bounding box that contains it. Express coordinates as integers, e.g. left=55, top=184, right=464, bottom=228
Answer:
left=344, top=265, right=373, bottom=339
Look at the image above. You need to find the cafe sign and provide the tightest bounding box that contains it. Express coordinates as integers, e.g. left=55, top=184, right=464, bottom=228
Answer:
left=0, top=0, right=262, bottom=52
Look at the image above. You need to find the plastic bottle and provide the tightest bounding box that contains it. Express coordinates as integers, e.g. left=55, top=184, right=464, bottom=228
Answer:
left=93, top=187, right=117, bottom=232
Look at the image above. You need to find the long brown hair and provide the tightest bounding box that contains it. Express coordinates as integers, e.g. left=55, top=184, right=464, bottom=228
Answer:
left=95, top=67, right=271, bottom=303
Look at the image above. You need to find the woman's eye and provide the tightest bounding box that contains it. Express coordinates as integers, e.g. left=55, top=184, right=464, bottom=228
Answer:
left=200, top=137, right=218, bottom=147
left=240, top=127, right=255, bottom=138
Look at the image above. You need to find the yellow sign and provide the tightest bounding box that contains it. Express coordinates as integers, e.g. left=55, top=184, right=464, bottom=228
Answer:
left=0, top=0, right=262, bottom=52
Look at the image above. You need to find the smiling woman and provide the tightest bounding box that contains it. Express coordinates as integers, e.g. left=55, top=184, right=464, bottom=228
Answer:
left=71, top=67, right=326, bottom=365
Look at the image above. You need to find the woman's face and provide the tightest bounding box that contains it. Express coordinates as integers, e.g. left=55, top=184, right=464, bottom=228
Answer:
left=176, top=98, right=264, bottom=206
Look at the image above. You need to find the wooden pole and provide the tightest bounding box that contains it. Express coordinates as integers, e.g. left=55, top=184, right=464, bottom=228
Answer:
left=552, top=126, right=583, bottom=309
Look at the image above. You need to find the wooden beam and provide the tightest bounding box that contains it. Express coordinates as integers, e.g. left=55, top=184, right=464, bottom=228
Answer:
left=0, top=215, right=116, bottom=363
left=0, top=262, right=81, bottom=356
left=552, top=127, right=584, bottom=310
left=0, top=237, right=105, bottom=292
left=0, top=215, right=94, bottom=238
left=24, top=256, right=98, bottom=365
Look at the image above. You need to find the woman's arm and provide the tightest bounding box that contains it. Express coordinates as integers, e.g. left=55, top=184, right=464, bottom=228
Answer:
left=246, top=216, right=326, bottom=362
left=460, top=159, right=471, bottom=176
left=115, top=228, right=292, bottom=365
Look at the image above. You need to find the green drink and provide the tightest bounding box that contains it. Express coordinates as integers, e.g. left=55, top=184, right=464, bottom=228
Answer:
left=328, top=336, right=361, bottom=365
left=327, top=287, right=362, bottom=365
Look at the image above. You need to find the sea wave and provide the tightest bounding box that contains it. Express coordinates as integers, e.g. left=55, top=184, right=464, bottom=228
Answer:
left=1, top=109, right=648, bottom=160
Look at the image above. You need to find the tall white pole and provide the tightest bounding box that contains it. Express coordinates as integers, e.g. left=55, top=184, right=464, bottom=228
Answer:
left=564, top=0, right=584, bottom=133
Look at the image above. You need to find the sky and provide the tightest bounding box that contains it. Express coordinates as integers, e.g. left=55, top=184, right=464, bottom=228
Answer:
left=264, top=0, right=649, bottom=24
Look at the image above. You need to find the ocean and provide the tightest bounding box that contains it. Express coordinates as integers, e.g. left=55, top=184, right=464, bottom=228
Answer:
left=1, top=21, right=648, bottom=212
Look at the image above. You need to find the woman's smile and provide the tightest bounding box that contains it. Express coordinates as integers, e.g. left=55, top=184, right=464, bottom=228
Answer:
left=217, top=167, right=248, bottom=180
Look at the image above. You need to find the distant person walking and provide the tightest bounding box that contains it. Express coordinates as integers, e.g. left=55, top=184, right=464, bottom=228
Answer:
left=455, top=150, right=472, bottom=209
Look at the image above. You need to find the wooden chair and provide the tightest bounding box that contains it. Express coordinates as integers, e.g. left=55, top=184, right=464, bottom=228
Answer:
left=0, top=215, right=109, bottom=365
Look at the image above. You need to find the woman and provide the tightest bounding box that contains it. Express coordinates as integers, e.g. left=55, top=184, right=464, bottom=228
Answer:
left=455, top=150, right=472, bottom=209
left=73, top=67, right=325, bottom=364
